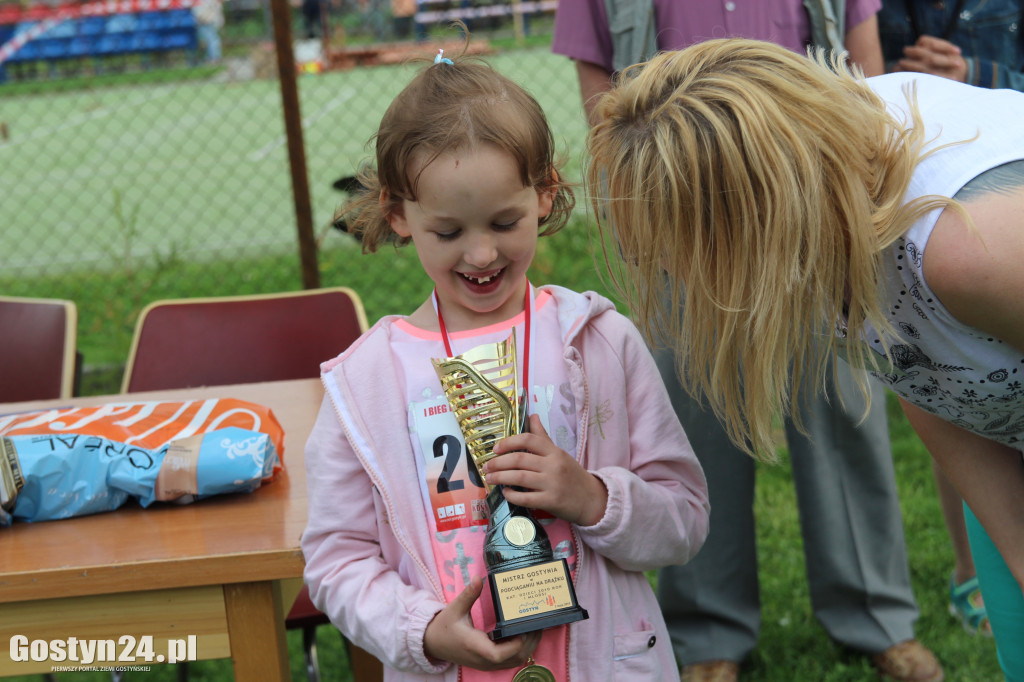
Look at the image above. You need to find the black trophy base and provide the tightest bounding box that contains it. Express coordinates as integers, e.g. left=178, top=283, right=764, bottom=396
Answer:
left=488, top=558, right=589, bottom=640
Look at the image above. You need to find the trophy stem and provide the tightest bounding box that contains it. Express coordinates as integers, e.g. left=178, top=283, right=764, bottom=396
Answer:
left=484, top=486, right=553, bottom=572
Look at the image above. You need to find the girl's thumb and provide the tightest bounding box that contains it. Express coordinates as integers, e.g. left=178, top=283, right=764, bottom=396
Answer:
left=453, top=576, right=484, bottom=614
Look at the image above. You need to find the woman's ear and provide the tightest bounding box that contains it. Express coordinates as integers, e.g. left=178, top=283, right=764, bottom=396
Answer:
left=382, top=189, right=411, bottom=238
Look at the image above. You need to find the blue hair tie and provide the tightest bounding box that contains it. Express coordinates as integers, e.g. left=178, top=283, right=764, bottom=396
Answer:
left=434, top=49, right=453, bottom=65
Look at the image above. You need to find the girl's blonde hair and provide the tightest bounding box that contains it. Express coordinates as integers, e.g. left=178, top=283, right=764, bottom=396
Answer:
left=586, top=38, right=955, bottom=460
left=344, top=54, right=574, bottom=252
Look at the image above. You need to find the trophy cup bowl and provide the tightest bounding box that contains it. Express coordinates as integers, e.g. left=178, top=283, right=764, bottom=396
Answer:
left=433, top=333, right=588, bottom=640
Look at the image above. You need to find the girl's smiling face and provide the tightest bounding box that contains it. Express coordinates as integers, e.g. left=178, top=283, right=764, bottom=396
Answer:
left=388, top=143, right=553, bottom=331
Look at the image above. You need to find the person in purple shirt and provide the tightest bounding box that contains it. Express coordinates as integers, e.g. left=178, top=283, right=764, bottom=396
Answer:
left=556, top=1, right=885, bottom=122
left=552, top=3, right=943, bottom=682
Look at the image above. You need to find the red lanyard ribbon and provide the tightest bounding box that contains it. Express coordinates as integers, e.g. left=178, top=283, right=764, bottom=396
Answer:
left=434, top=283, right=533, bottom=408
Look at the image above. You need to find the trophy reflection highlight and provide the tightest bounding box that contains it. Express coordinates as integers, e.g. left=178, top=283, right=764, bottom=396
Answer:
left=433, top=332, right=588, bottom=640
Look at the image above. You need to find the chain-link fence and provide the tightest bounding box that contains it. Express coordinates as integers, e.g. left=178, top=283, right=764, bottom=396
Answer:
left=0, top=0, right=598, bottom=396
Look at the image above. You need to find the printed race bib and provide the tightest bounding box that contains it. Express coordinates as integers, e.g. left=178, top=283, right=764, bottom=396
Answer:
left=410, top=392, right=488, bottom=533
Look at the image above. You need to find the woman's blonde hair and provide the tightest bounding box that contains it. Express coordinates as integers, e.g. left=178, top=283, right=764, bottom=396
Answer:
left=343, top=53, right=574, bottom=252
left=586, top=38, right=955, bottom=460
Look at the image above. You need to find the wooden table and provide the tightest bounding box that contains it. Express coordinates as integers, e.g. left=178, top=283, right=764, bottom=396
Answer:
left=0, top=378, right=323, bottom=680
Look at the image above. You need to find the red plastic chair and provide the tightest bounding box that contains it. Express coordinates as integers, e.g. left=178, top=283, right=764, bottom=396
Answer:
left=122, top=288, right=368, bottom=393
left=122, top=287, right=382, bottom=682
left=0, top=295, right=78, bottom=402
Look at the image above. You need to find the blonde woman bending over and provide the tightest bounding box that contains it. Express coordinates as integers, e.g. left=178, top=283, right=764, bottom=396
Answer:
left=586, top=38, right=1024, bottom=681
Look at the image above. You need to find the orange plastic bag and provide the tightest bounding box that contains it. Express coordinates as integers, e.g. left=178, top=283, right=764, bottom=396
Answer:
left=0, top=397, right=285, bottom=476
left=0, top=398, right=285, bottom=525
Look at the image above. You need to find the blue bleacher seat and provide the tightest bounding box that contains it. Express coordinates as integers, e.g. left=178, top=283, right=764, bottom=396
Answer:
left=14, top=20, right=38, bottom=37
left=132, top=30, right=162, bottom=52
left=2, top=9, right=201, bottom=66
left=46, top=19, right=75, bottom=38
left=95, top=32, right=127, bottom=55
left=9, top=39, right=41, bottom=62
left=136, top=11, right=171, bottom=31
left=38, top=37, right=70, bottom=59
left=104, top=13, right=137, bottom=33
left=78, top=16, right=107, bottom=36
left=167, top=9, right=195, bottom=28
left=161, top=28, right=196, bottom=51
left=68, top=35, right=95, bottom=57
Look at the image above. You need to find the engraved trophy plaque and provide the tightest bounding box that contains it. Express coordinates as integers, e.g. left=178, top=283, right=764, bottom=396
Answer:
left=433, top=333, right=588, bottom=641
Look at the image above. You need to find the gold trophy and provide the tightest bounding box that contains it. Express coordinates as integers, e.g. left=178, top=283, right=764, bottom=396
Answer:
left=433, top=332, right=588, bottom=643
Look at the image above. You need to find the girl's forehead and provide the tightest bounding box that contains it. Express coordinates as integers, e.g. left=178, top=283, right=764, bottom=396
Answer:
left=408, top=143, right=518, bottom=178
left=407, top=146, right=534, bottom=210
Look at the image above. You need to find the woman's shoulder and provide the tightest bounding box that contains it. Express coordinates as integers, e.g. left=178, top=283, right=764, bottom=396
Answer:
left=924, top=182, right=1024, bottom=351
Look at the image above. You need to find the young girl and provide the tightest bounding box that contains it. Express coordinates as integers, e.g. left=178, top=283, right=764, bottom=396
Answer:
left=585, top=38, right=1024, bottom=680
left=300, top=53, right=710, bottom=681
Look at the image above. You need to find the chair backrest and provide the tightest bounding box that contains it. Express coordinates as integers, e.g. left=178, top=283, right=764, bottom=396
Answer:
left=0, top=295, right=78, bottom=401
left=122, top=288, right=368, bottom=393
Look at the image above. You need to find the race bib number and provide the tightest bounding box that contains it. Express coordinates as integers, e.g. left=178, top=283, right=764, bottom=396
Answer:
left=411, top=394, right=487, bottom=533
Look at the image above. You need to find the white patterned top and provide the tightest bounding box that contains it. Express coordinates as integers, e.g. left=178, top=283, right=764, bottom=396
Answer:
left=858, top=73, right=1024, bottom=447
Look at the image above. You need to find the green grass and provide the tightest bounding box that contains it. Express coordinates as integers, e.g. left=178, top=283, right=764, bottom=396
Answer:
left=0, top=63, right=223, bottom=97
left=745, top=393, right=1002, bottom=681
left=1, top=47, right=588, bottom=281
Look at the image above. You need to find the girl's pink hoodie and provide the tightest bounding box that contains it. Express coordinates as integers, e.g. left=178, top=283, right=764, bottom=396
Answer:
left=301, top=286, right=709, bottom=681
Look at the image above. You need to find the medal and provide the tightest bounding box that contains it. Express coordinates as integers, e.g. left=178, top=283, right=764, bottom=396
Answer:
left=512, top=657, right=556, bottom=682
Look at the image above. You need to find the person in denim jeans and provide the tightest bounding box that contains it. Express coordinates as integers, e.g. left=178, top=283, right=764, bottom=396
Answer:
left=880, top=0, right=1023, bottom=90
left=192, top=0, right=223, bottom=63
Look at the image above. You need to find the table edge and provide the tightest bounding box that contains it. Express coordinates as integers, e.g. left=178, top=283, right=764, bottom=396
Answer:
left=0, top=547, right=305, bottom=604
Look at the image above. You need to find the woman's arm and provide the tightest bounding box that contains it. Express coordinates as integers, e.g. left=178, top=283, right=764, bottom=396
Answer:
left=913, top=165, right=1024, bottom=592
left=844, top=14, right=885, bottom=77
left=575, top=59, right=614, bottom=125
left=924, top=167, right=1024, bottom=353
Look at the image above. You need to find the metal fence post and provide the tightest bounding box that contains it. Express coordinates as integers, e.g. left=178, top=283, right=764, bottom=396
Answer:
left=269, top=0, right=320, bottom=289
